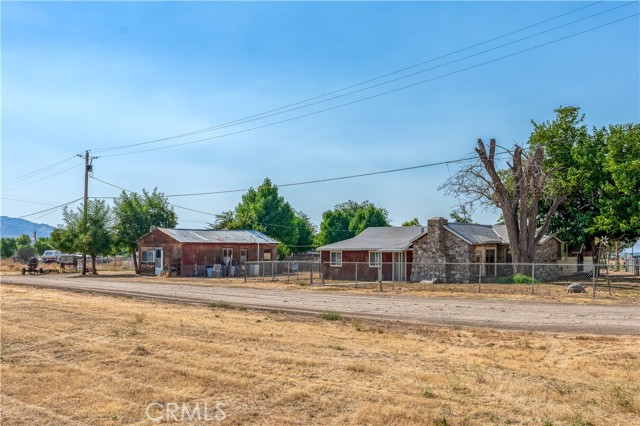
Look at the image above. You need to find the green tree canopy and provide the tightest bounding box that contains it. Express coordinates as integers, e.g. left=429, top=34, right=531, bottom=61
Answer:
left=0, top=238, right=17, bottom=259
left=210, top=178, right=313, bottom=257
left=52, top=199, right=112, bottom=274
left=402, top=218, right=421, bottom=226
left=113, top=188, right=177, bottom=274
left=315, top=200, right=390, bottom=246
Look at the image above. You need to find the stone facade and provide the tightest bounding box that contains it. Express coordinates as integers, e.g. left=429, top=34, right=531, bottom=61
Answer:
left=411, top=218, right=475, bottom=283
left=410, top=217, right=561, bottom=283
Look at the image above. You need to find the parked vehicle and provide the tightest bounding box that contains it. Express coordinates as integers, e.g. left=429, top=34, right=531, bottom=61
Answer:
left=41, top=250, right=62, bottom=263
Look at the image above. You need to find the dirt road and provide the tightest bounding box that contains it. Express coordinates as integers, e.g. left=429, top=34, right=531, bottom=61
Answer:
left=2, top=274, right=638, bottom=335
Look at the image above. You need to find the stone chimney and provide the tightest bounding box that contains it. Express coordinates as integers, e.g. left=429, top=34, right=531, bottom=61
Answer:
left=426, top=217, right=448, bottom=263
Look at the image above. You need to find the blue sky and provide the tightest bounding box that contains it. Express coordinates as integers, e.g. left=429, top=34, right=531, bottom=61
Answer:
left=1, top=1, right=638, bottom=232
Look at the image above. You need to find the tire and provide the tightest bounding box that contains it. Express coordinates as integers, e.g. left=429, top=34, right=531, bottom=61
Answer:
left=22, top=268, right=26, bottom=275
left=39, top=268, right=44, bottom=274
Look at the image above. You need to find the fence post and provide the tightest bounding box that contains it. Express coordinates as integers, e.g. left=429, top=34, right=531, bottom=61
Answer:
left=287, top=261, right=290, bottom=284
left=322, top=262, right=325, bottom=286
left=531, top=263, right=535, bottom=295
left=355, top=263, right=358, bottom=288
left=378, top=267, right=382, bottom=292
left=592, top=265, right=596, bottom=298
left=245, top=263, right=248, bottom=283
left=310, top=262, right=313, bottom=286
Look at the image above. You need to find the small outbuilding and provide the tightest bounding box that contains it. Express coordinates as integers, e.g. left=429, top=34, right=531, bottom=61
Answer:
left=137, top=228, right=278, bottom=277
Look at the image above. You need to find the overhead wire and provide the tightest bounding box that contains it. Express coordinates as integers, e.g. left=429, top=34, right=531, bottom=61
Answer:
left=18, top=197, right=84, bottom=219
left=97, top=11, right=639, bottom=158
left=90, top=1, right=611, bottom=154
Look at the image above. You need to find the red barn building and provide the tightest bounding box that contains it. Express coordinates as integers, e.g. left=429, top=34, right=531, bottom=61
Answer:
left=137, top=228, right=278, bottom=276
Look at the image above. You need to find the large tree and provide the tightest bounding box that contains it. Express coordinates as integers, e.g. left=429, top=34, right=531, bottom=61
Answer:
left=52, top=199, right=112, bottom=274
left=113, top=188, right=177, bottom=274
left=315, top=200, right=390, bottom=246
left=0, top=238, right=17, bottom=259
left=537, top=117, right=640, bottom=262
left=443, top=106, right=640, bottom=265
left=210, top=178, right=314, bottom=257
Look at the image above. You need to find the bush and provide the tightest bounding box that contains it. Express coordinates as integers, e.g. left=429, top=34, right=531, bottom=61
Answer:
left=496, top=274, right=539, bottom=284
left=321, top=311, right=342, bottom=321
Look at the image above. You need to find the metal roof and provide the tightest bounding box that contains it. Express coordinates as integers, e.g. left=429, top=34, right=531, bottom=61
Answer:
left=156, top=228, right=279, bottom=244
left=446, top=223, right=558, bottom=245
left=444, top=223, right=503, bottom=245
left=316, top=226, right=427, bottom=252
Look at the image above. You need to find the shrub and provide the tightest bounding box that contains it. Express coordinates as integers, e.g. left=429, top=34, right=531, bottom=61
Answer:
left=321, top=311, right=342, bottom=321
left=496, top=274, right=539, bottom=284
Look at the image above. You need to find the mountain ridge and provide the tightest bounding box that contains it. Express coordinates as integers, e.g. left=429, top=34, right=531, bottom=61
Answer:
left=1, top=216, right=55, bottom=239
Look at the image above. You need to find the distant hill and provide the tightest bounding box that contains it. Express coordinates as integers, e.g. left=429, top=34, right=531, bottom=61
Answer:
left=0, top=216, right=55, bottom=239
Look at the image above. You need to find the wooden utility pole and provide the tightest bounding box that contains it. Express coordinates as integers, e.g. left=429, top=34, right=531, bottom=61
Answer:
left=82, top=150, right=89, bottom=275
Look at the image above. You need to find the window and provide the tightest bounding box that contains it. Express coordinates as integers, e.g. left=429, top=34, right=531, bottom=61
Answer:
left=141, top=249, right=154, bottom=263
left=222, top=248, right=233, bottom=258
left=263, top=251, right=272, bottom=261
left=330, top=251, right=342, bottom=267
left=369, top=251, right=381, bottom=267
left=240, top=249, right=247, bottom=262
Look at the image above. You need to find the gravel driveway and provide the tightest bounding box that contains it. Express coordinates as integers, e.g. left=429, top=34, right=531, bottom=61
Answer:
left=2, top=275, right=638, bottom=335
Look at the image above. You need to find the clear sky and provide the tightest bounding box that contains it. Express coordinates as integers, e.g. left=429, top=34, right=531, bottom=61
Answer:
left=2, top=1, right=638, bottom=232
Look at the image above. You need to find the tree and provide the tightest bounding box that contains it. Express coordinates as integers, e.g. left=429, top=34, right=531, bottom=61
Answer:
left=442, top=136, right=569, bottom=265
left=537, top=116, right=640, bottom=262
left=224, top=178, right=301, bottom=257
left=34, top=237, right=54, bottom=254
left=210, top=210, right=235, bottom=230
left=402, top=218, right=421, bottom=226
left=113, top=188, right=177, bottom=274
left=52, top=200, right=112, bottom=274
left=1, top=238, right=17, bottom=259
left=14, top=245, right=36, bottom=263
left=316, top=200, right=390, bottom=246
left=449, top=205, right=473, bottom=223
left=15, top=234, right=32, bottom=247
left=292, top=211, right=316, bottom=252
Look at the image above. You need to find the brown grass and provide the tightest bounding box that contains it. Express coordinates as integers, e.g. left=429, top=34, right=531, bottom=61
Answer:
left=1, top=284, right=638, bottom=425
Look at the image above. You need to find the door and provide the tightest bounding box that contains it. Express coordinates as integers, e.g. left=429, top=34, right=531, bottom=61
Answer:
left=393, top=252, right=406, bottom=281
left=154, top=248, right=163, bottom=275
left=485, top=249, right=496, bottom=276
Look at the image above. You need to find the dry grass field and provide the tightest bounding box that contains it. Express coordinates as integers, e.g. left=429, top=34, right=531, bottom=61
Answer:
left=1, top=285, right=638, bottom=425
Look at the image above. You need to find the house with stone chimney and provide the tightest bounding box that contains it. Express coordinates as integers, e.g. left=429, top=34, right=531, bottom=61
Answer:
left=411, top=217, right=562, bottom=283
left=317, top=217, right=561, bottom=283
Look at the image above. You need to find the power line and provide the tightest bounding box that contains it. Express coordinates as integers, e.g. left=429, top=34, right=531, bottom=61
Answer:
left=2, top=162, right=84, bottom=191
left=98, top=12, right=639, bottom=158
left=1, top=155, right=80, bottom=187
left=89, top=1, right=610, bottom=155
left=18, top=197, right=84, bottom=219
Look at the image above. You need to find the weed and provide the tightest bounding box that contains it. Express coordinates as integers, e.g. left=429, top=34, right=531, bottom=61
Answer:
left=542, top=418, right=554, bottom=426
left=209, top=302, right=232, bottom=309
left=128, top=326, right=141, bottom=336
left=353, top=319, right=364, bottom=331
left=133, top=312, right=146, bottom=324
left=331, top=345, right=345, bottom=351
left=422, top=387, right=436, bottom=398
left=611, top=384, right=633, bottom=410
left=321, top=311, right=342, bottom=321
left=133, top=345, right=151, bottom=356
left=569, top=410, right=594, bottom=426
left=472, top=362, right=487, bottom=384
left=433, top=416, right=448, bottom=426
left=109, top=327, right=123, bottom=337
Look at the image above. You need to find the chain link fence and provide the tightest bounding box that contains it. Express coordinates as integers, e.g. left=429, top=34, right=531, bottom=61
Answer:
left=239, top=260, right=639, bottom=295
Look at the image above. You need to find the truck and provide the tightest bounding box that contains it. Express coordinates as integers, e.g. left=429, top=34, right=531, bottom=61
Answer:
left=41, top=250, right=62, bottom=263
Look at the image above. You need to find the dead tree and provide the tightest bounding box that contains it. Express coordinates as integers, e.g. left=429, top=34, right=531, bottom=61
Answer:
left=443, top=139, right=567, bottom=267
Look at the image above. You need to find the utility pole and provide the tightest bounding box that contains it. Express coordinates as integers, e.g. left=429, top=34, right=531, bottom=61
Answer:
left=82, top=150, right=89, bottom=275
